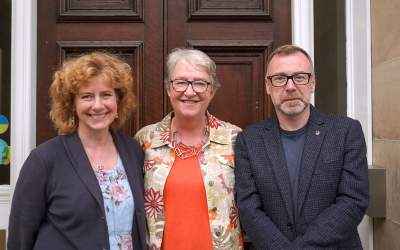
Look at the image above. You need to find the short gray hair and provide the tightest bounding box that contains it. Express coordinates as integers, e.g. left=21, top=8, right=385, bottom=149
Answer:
left=266, top=45, right=314, bottom=77
left=165, top=48, right=220, bottom=93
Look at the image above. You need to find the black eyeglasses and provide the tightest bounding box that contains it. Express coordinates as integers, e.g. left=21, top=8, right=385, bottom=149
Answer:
left=170, top=79, right=212, bottom=93
left=267, top=73, right=313, bottom=87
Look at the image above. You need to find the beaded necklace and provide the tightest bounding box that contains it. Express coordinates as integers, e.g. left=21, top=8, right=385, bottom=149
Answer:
left=171, top=117, right=209, bottom=160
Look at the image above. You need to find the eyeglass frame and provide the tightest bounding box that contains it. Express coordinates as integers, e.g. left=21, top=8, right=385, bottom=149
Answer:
left=267, top=73, right=313, bottom=87
left=170, top=79, right=212, bottom=94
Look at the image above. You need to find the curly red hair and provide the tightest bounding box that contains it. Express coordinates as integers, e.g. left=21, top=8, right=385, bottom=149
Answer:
left=50, top=52, right=136, bottom=135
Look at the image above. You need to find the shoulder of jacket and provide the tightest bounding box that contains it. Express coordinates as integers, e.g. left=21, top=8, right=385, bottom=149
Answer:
left=240, top=118, right=269, bottom=136
left=317, top=112, right=357, bottom=129
left=135, top=123, right=158, bottom=142
left=29, top=136, right=66, bottom=166
left=137, top=123, right=158, bottom=134
left=35, top=136, right=63, bottom=152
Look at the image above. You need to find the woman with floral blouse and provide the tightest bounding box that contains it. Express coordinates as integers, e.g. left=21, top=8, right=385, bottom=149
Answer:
left=135, top=48, right=243, bottom=250
left=8, top=52, right=146, bottom=250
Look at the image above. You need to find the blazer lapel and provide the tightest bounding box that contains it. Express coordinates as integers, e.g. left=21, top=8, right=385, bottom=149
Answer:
left=62, top=132, right=105, bottom=213
left=296, top=107, right=327, bottom=215
left=112, top=131, right=146, bottom=249
left=262, top=116, right=295, bottom=224
left=112, top=132, right=145, bottom=211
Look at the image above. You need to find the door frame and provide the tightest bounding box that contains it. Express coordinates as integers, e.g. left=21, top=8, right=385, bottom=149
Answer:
left=4, top=1, right=373, bottom=249
left=345, top=1, right=373, bottom=250
left=0, top=0, right=37, bottom=232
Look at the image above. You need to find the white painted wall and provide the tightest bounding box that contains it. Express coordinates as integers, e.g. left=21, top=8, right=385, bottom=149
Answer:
left=0, top=186, right=11, bottom=229
left=0, top=198, right=10, bottom=230
left=0, top=0, right=38, bottom=242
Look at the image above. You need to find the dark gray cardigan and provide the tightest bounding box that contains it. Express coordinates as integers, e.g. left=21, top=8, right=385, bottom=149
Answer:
left=8, top=131, right=146, bottom=250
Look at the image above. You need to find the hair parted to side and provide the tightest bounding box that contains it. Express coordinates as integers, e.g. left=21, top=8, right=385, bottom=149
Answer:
left=165, top=48, right=220, bottom=93
left=266, top=45, right=314, bottom=76
left=50, top=51, right=136, bottom=135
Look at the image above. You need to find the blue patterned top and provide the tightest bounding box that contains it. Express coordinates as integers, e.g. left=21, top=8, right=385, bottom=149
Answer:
left=95, top=154, right=135, bottom=250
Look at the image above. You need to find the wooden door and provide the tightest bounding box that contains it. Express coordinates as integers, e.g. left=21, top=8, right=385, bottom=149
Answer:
left=37, top=0, right=291, bottom=146
left=37, top=3, right=291, bottom=245
left=166, top=1, right=291, bottom=129
left=37, top=2, right=290, bottom=247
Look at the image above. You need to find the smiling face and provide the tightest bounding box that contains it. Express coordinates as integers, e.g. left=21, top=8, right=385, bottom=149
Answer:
left=75, top=74, right=117, bottom=136
left=266, top=51, right=315, bottom=118
left=167, top=61, right=215, bottom=120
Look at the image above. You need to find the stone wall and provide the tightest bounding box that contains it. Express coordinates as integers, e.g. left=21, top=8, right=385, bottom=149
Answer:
left=371, top=0, right=400, bottom=248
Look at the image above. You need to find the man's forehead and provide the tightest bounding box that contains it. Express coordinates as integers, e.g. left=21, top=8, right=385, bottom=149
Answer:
left=270, top=52, right=309, bottom=64
left=268, top=52, right=312, bottom=74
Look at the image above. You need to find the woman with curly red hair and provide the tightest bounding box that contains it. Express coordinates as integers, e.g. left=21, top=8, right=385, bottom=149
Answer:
left=8, top=52, right=146, bottom=250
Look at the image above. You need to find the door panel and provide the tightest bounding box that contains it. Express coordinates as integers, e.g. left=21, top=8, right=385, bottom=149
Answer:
left=37, top=0, right=164, bottom=145
left=167, top=0, right=291, bottom=130
left=58, top=0, right=144, bottom=21
left=188, top=0, right=271, bottom=20
left=185, top=41, right=274, bottom=129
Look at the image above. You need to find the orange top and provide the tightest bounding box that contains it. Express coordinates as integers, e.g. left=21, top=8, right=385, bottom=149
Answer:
left=161, top=145, right=213, bottom=250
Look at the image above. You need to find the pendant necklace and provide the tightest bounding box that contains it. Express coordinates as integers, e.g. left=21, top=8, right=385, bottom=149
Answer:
left=83, top=133, right=110, bottom=171
left=171, top=117, right=209, bottom=160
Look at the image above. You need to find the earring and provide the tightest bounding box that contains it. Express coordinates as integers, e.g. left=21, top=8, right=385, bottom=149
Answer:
left=72, top=116, right=75, bottom=123
left=116, top=113, right=119, bottom=119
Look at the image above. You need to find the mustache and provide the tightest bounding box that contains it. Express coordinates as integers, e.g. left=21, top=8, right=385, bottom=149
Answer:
left=282, top=93, right=304, bottom=101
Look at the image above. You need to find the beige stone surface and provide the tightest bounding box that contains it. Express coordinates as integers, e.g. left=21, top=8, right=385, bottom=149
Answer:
left=371, top=0, right=400, bottom=66
left=372, top=58, right=400, bottom=140
left=374, top=218, right=400, bottom=249
left=373, top=140, right=400, bottom=223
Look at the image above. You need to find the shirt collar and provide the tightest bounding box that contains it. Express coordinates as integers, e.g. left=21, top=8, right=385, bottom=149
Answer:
left=206, top=111, right=229, bottom=145
left=150, top=111, right=229, bottom=149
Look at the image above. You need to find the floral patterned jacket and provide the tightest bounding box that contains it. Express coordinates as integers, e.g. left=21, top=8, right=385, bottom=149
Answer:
left=135, top=112, right=243, bottom=250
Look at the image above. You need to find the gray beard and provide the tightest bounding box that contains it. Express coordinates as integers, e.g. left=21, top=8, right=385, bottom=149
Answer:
left=271, top=94, right=310, bottom=116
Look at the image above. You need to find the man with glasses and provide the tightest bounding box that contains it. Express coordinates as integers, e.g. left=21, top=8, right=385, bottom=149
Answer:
left=235, top=45, right=369, bottom=249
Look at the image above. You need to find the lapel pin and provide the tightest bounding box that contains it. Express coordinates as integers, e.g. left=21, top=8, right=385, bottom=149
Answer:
left=316, top=131, right=320, bottom=135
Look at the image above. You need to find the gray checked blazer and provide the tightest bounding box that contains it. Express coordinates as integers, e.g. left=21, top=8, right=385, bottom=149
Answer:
left=235, top=105, right=369, bottom=250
